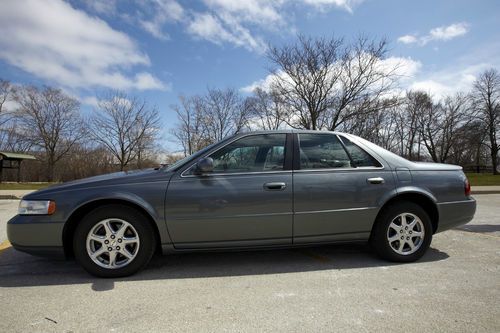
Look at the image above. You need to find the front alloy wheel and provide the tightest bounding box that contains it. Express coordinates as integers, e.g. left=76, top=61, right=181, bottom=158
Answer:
left=86, top=218, right=141, bottom=269
left=74, top=205, right=156, bottom=277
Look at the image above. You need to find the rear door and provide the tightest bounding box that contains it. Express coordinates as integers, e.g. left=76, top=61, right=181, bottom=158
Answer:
left=165, top=133, right=294, bottom=248
left=292, top=132, right=395, bottom=244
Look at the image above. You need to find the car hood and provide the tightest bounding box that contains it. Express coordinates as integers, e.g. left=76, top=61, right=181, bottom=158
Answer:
left=26, top=168, right=167, bottom=197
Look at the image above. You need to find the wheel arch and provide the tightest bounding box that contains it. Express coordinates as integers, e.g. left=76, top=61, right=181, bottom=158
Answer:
left=374, top=189, right=439, bottom=234
left=63, top=198, right=163, bottom=258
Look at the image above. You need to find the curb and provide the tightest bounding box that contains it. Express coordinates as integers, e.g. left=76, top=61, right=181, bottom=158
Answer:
left=0, top=195, right=21, bottom=200
left=472, top=190, right=500, bottom=195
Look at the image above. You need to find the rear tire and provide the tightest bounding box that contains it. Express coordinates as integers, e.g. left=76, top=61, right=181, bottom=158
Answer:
left=370, top=201, right=433, bottom=262
left=73, top=204, right=156, bottom=278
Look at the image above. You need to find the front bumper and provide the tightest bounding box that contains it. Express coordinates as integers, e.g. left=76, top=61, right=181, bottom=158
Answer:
left=436, top=198, right=477, bottom=233
left=7, top=214, right=65, bottom=258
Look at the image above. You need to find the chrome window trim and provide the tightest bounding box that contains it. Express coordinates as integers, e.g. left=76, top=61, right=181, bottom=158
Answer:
left=293, top=166, right=385, bottom=173
left=179, top=132, right=289, bottom=178
left=180, top=170, right=293, bottom=178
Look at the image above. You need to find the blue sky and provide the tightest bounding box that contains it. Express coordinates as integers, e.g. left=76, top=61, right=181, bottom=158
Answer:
left=1, top=0, right=499, bottom=151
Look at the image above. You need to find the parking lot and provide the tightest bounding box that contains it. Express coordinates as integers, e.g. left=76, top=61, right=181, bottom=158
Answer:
left=0, top=195, right=499, bottom=332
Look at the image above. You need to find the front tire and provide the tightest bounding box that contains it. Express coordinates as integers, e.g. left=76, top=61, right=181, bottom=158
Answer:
left=370, top=201, right=433, bottom=262
left=73, top=204, right=156, bottom=278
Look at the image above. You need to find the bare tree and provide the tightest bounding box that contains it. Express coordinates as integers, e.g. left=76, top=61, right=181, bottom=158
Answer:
left=14, top=86, right=83, bottom=181
left=326, top=37, right=400, bottom=131
left=171, top=88, right=251, bottom=155
left=448, top=120, right=487, bottom=169
left=246, top=88, right=288, bottom=130
left=171, top=95, right=209, bottom=156
left=266, top=35, right=400, bottom=130
left=0, top=79, right=15, bottom=128
left=338, top=97, right=400, bottom=147
left=0, top=122, right=34, bottom=153
left=418, top=93, right=472, bottom=163
left=204, top=87, right=250, bottom=142
left=472, top=69, right=500, bottom=174
left=90, top=92, right=160, bottom=171
left=393, top=91, right=432, bottom=160
left=267, top=35, right=343, bottom=130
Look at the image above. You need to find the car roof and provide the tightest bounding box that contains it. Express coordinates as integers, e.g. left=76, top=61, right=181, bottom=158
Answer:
left=233, top=129, right=344, bottom=137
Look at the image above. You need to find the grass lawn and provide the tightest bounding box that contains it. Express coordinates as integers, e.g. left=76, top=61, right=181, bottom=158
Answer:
left=466, top=173, right=500, bottom=186
left=0, top=183, right=53, bottom=190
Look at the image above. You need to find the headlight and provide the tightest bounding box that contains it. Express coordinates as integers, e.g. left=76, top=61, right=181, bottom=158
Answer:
left=18, top=200, right=56, bottom=215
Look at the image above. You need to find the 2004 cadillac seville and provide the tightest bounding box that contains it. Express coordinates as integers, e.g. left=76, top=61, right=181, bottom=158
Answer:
left=7, top=131, right=476, bottom=277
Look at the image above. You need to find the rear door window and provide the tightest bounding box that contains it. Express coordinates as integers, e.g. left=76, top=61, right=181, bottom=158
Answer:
left=298, top=134, right=352, bottom=169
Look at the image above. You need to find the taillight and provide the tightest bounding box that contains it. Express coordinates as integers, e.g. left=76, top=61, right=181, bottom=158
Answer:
left=464, top=178, right=471, bottom=197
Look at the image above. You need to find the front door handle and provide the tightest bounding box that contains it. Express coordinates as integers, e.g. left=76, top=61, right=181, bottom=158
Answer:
left=263, top=182, right=287, bottom=191
left=367, top=177, right=385, bottom=184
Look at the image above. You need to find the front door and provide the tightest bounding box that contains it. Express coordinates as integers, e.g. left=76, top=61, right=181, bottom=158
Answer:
left=165, top=133, right=293, bottom=248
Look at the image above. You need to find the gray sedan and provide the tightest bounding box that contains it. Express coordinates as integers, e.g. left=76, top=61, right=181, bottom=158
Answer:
left=7, top=131, right=476, bottom=277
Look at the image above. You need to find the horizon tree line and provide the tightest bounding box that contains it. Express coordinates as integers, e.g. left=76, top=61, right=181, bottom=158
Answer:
left=0, top=82, right=161, bottom=182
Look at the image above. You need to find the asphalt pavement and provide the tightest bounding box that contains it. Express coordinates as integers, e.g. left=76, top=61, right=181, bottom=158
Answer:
left=0, top=195, right=499, bottom=332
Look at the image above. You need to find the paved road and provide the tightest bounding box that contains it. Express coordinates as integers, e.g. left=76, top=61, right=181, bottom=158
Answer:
left=0, top=195, right=499, bottom=332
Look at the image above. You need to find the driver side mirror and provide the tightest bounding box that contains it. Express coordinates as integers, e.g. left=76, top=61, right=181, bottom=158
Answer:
left=194, top=157, right=214, bottom=175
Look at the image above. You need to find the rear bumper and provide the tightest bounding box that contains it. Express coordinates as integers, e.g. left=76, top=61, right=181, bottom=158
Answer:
left=7, top=214, right=65, bottom=258
left=436, top=198, right=476, bottom=233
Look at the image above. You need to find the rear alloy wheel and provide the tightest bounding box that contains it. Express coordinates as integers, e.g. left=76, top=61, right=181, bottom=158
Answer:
left=386, top=213, right=425, bottom=256
left=371, top=201, right=432, bottom=262
left=74, top=205, right=156, bottom=277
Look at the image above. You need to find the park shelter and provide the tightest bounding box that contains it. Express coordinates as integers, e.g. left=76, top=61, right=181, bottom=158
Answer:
left=0, top=152, right=36, bottom=183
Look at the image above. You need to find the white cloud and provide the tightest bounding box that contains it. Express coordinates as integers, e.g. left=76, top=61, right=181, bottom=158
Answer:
left=134, top=72, right=170, bottom=90
left=187, top=13, right=267, bottom=53
left=398, top=22, right=470, bottom=46
left=428, top=23, right=469, bottom=41
left=379, top=57, right=422, bottom=78
left=0, top=0, right=167, bottom=91
left=302, top=0, right=364, bottom=13
left=202, top=0, right=285, bottom=26
left=408, top=63, right=490, bottom=99
left=81, top=96, right=100, bottom=107
left=187, top=13, right=235, bottom=44
left=241, top=71, right=283, bottom=93
left=183, top=0, right=364, bottom=52
left=138, top=0, right=185, bottom=40
left=398, top=35, right=418, bottom=44
left=82, top=0, right=117, bottom=15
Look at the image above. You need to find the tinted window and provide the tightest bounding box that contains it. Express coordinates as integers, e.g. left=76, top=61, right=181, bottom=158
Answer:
left=208, top=134, right=286, bottom=173
left=298, top=134, right=352, bottom=169
left=340, top=137, right=381, bottom=167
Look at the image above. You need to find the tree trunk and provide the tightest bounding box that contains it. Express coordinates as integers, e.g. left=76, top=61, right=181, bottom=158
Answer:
left=492, top=148, right=499, bottom=175
left=47, top=159, right=55, bottom=182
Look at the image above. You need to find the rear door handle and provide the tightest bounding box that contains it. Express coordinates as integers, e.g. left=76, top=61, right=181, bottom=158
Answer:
left=367, top=177, right=385, bottom=184
left=263, top=182, right=287, bottom=191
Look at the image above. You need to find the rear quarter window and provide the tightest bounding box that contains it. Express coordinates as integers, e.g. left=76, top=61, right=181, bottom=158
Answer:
left=340, top=136, right=382, bottom=168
